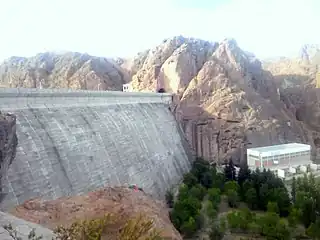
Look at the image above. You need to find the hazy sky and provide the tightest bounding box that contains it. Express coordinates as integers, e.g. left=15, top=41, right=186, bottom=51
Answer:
left=0, top=0, right=319, bottom=61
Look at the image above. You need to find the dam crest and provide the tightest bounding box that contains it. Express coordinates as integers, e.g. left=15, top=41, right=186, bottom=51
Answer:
left=0, top=88, right=192, bottom=210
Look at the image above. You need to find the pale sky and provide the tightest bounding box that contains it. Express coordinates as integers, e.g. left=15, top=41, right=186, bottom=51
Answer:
left=0, top=0, right=319, bottom=61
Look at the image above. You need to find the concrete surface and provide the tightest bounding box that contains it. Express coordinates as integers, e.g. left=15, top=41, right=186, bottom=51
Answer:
left=0, top=211, right=54, bottom=240
left=0, top=88, right=192, bottom=210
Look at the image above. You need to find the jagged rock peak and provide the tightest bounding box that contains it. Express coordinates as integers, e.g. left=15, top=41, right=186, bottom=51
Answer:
left=0, top=52, right=130, bottom=90
left=299, top=44, right=320, bottom=62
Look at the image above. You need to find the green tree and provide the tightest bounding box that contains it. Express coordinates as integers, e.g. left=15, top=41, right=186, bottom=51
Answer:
left=266, top=187, right=291, bottom=217
left=226, top=211, right=241, bottom=230
left=170, top=197, right=201, bottom=230
left=205, top=200, right=218, bottom=220
left=212, top=172, right=225, bottom=191
left=200, top=171, right=213, bottom=188
left=227, top=189, right=239, bottom=208
left=191, top=158, right=210, bottom=181
left=182, top=172, right=198, bottom=188
left=274, top=218, right=291, bottom=240
left=291, top=176, right=297, bottom=203
left=237, top=163, right=251, bottom=186
left=288, top=207, right=302, bottom=228
left=295, top=191, right=316, bottom=227
left=208, top=188, right=221, bottom=207
left=306, top=218, right=320, bottom=240
left=267, top=201, right=279, bottom=214
left=245, top=187, right=258, bottom=210
left=177, top=184, right=189, bottom=201
left=258, top=183, right=269, bottom=210
left=258, top=212, right=280, bottom=238
left=189, top=184, right=206, bottom=201
left=224, top=159, right=236, bottom=181
left=180, top=216, right=197, bottom=237
left=224, top=180, right=240, bottom=193
left=209, top=222, right=225, bottom=240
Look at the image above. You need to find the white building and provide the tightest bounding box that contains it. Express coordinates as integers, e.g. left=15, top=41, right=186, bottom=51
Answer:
left=247, top=143, right=311, bottom=171
left=122, top=83, right=132, bottom=92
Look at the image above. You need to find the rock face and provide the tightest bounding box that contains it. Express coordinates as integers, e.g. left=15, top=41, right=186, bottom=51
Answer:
left=279, top=87, right=320, bottom=158
left=0, top=52, right=130, bottom=90
left=11, top=186, right=182, bottom=240
left=262, top=44, right=320, bottom=160
left=127, top=36, right=320, bottom=163
left=0, top=112, right=17, bottom=196
left=263, top=44, right=320, bottom=87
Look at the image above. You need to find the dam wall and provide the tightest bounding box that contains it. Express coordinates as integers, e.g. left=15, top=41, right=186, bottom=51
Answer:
left=0, top=88, right=192, bottom=210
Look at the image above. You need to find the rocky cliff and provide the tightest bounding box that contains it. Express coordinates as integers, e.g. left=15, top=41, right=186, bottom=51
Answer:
left=263, top=44, right=320, bottom=87
left=127, top=36, right=320, bottom=163
left=262, top=45, right=320, bottom=160
left=0, top=52, right=130, bottom=90
left=0, top=112, right=17, bottom=197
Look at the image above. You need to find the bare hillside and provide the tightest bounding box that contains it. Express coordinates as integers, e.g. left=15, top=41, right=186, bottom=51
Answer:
left=0, top=52, right=130, bottom=90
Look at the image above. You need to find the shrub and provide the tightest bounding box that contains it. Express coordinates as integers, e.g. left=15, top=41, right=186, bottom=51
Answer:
left=207, top=188, right=221, bottom=207
left=267, top=201, right=279, bottom=214
left=204, top=200, right=218, bottom=220
left=224, top=180, right=240, bottom=193
left=180, top=216, right=197, bottom=237
left=182, top=172, right=198, bottom=188
left=200, top=171, right=213, bottom=188
left=4, top=214, right=163, bottom=240
left=227, top=189, right=239, bottom=208
left=208, top=223, right=224, bottom=240
left=170, top=197, right=201, bottom=230
left=245, top=187, right=258, bottom=210
left=189, top=184, right=206, bottom=201
left=177, top=184, right=189, bottom=201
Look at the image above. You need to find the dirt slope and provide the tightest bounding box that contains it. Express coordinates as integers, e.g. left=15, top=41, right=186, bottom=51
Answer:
left=11, top=186, right=181, bottom=240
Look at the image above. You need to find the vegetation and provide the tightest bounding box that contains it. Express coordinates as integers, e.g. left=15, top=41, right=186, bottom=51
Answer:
left=5, top=157, right=320, bottom=239
left=168, top=158, right=320, bottom=239
left=4, top=214, right=163, bottom=240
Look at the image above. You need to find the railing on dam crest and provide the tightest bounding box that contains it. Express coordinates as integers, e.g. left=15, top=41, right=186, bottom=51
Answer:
left=0, top=88, right=173, bottom=110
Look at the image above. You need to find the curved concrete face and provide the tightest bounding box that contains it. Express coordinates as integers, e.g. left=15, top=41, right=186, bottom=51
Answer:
left=0, top=88, right=192, bottom=210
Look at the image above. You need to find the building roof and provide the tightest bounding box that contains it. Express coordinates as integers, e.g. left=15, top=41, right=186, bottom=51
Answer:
left=247, top=143, right=311, bottom=157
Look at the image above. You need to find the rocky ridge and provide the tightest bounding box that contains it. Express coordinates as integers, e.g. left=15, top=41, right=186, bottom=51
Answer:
left=0, top=52, right=130, bottom=90
left=262, top=44, right=320, bottom=88
left=126, top=36, right=320, bottom=163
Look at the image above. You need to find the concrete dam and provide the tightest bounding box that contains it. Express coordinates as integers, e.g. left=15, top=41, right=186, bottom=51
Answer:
left=0, top=88, right=192, bottom=210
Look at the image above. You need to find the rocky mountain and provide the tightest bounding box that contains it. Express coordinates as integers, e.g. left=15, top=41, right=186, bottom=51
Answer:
left=262, top=44, right=320, bottom=88
left=0, top=52, right=130, bottom=90
left=126, top=36, right=320, bottom=163
left=262, top=44, right=320, bottom=159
